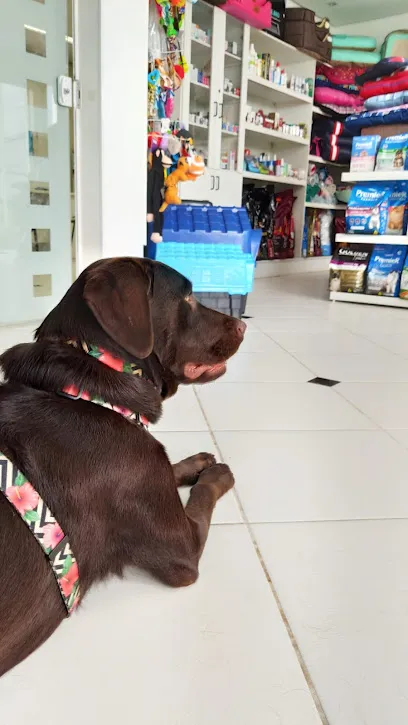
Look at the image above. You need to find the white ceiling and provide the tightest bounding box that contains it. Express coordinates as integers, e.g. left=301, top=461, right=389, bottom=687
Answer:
left=302, top=0, right=408, bottom=26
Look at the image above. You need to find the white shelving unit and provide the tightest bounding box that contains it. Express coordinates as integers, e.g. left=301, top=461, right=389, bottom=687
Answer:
left=330, top=171, right=408, bottom=309
left=245, top=122, right=308, bottom=145
left=342, top=171, right=408, bottom=183
left=309, top=154, right=347, bottom=168
left=179, top=1, right=341, bottom=267
left=243, top=171, right=306, bottom=186
left=330, top=292, right=408, bottom=308
left=307, top=202, right=346, bottom=211
left=336, top=233, right=408, bottom=246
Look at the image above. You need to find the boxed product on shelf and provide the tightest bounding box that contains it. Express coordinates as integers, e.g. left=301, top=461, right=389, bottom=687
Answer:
left=345, top=182, right=408, bottom=236
left=399, top=252, right=408, bottom=299
left=366, top=244, right=406, bottom=297
left=350, top=136, right=381, bottom=173
left=375, top=133, right=408, bottom=172
left=329, top=244, right=372, bottom=294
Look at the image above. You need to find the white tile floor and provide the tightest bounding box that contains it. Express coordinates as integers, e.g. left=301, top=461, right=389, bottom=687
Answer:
left=1, top=272, right=408, bottom=724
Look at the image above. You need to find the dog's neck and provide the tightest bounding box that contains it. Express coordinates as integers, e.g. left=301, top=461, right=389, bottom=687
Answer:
left=0, top=338, right=167, bottom=425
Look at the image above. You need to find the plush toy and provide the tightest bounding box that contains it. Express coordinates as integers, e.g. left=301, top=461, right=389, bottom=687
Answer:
left=159, top=156, right=205, bottom=212
left=147, top=149, right=172, bottom=243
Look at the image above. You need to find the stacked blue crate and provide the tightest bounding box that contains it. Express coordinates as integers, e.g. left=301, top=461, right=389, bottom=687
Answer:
left=147, top=205, right=262, bottom=295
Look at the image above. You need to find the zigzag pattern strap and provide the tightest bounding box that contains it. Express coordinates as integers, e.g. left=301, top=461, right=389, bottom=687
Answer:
left=0, top=455, right=80, bottom=615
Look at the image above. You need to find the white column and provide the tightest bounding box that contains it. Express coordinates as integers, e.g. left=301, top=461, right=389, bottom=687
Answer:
left=74, top=0, right=102, bottom=272
left=99, top=0, right=148, bottom=259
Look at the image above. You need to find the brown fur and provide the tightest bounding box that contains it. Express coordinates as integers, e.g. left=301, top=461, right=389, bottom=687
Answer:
left=0, top=257, right=245, bottom=677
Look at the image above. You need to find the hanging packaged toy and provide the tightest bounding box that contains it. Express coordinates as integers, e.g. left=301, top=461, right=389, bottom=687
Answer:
left=155, top=0, right=186, bottom=38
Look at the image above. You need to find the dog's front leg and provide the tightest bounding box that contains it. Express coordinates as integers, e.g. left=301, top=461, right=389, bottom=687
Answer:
left=172, top=453, right=216, bottom=487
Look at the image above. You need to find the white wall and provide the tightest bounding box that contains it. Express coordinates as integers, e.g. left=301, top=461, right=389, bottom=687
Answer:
left=335, top=14, right=408, bottom=48
left=100, top=0, right=148, bottom=259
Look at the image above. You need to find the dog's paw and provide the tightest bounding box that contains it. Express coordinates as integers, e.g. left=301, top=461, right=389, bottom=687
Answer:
left=173, top=452, right=217, bottom=487
left=197, top=463, right=235, bottom=499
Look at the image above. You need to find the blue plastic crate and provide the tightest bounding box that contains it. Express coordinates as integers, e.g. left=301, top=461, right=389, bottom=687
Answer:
left=147, top=205, right=261, bottom=295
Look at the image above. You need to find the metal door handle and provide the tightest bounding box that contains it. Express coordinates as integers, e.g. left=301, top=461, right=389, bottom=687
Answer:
left=215, top=176, right=220, bottom=191
left=210, top=175, right=215, bottom=191
left=218, top=102, right=223, bottom=118
left=213, top=101, right=218, bottom=117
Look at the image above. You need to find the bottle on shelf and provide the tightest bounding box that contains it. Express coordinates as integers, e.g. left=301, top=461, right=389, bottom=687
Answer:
left=248, top=43, right=257, bottom=74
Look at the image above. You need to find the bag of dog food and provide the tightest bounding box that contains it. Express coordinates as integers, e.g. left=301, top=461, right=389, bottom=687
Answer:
left=329, top=244, right=372, bottom=293
left=399, top=252, right=408, bottom=299
left=346, top=182, right=408, bottom=235
left=366, top=244, right=406, bottom=296
left=375, top=133, right=408, bottom=172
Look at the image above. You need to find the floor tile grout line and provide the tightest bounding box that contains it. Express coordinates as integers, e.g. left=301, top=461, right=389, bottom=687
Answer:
left=211, top=516, right=408, bottom=526
left=192, top=387, right=330, bottom=725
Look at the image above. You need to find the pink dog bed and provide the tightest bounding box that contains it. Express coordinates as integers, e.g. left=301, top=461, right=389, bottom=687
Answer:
left=222, top=0, right=271, bottom=29
left=314, top=86, right=363, bottom=108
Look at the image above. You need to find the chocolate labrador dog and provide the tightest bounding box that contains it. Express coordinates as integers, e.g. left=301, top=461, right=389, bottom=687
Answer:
left=0, top=257, right=246, bottom=677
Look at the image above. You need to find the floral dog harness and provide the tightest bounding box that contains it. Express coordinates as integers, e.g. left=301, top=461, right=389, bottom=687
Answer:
left=0, top=343, right=152, bottom=615
left=0, top=457, right=80, bottom=614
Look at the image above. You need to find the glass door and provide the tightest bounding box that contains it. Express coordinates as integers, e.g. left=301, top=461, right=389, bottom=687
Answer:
left=0, top=0, right=74, bottom=325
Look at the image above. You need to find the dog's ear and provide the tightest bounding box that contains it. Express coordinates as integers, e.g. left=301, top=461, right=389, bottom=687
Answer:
left=83, top=259, right=153, bottom=359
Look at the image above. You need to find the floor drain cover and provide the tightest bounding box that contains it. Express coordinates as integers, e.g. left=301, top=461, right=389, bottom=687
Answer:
left=308, top=377, right=340, bottom=387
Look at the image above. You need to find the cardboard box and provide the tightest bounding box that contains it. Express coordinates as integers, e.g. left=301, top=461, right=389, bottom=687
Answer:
left=362, top=124, right=408, bottom=139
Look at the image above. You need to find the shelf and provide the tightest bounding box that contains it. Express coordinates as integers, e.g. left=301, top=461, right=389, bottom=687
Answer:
left=225, top=51, right=242, bottom=62
left=306, top=202, right=346, bottom=211
left=330, top=292, right=408, bottom=308
left=245, top=122, right=308, bottom=146
left=243, top=171, right=306, bottom=187
left=223, top=90, right=240, bottom=101
left=251, top=28, right=312, bottom=65
left=191, top=37, right=211, bottom=49
left=336, top=233, right=408, bottom=246
left=309, top=154, right=348, bottom=168
left=222, top=128, right=239, bottom=137
left=189, top=121, right=209, bottom=133
left=312, top=105, right=330, bottom=117
left=247, top=74, right=312, bottom=105
left=342, top=171, right=408, bottom=183
left=191, top=80, right=210, bottom=91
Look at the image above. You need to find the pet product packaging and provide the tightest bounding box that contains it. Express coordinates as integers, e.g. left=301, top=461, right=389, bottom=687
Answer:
left=350, top=135, right=381, bottom=173
left=329, top=244, right=372, bottom=293
left=399, top=251, right=408, bottom=299
left=366, top=244, right=406, bottom=296
left=346, top=182, right=408, bottom=235
left=375, top=133, right=408, bottom=172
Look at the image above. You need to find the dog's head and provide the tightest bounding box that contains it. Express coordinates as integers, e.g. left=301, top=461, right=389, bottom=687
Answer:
left=37, top=258, right=246, bottom=389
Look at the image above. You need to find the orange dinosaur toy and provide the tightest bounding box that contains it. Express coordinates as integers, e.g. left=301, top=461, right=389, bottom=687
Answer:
left=160, top=155, right=205, bottom=212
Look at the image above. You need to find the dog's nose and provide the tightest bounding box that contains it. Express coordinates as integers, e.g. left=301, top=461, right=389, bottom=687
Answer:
left=236, top=320, right=247, bottom=338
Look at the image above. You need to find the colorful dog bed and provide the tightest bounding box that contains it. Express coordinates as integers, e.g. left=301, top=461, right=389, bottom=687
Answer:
left=360, top=69, right=408, bottom=100
left=314, top=86, right=363, bottom=108
left=356, top=57, right=408, bottom=85
left=365, top=91, right=408, bottom=111
left=317, top=63, right=366, bottom=86
left=331, top=49, right=381, bottom=65
left=345, top=104, right=408, bottom=133
left=332, top=35, right=377, bottom=51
